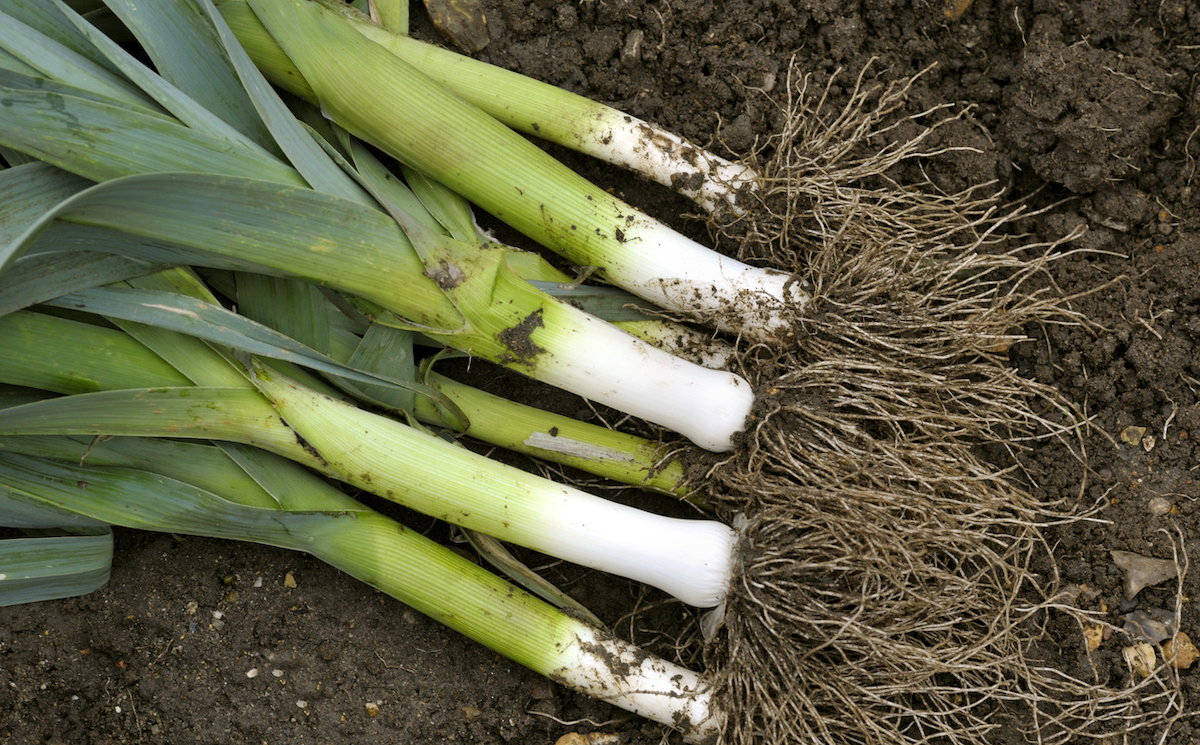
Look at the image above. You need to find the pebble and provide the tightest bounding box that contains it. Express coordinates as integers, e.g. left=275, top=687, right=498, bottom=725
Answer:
left=1123, top=607, right=1175, bottom=643
left=1111, top=550, right=1179, bottom=599
left=365, top=702, right=380, bottom=717
left=1120, top=426, right=1146, bottom=446
left=1148, top=497, right=1173, bottom=516
left=1163, top=632, right=1197, bottom=669
left=1122, top=642, right=1156, bottom=678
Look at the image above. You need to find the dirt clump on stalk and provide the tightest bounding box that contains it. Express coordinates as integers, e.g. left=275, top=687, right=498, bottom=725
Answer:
left=688, top=67, right=1185, bottom=745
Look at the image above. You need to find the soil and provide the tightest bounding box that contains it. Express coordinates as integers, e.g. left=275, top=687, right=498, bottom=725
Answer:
left=2, top=0, right=1199, bottom=743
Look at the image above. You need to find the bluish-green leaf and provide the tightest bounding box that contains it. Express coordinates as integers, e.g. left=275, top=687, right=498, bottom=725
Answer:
left=0, top=251, right=162, bottom=317
left=0, top=83, right=305, bottom=190
left=46, top=286, right=445, bottom=399
left=0, top=434, right=280, bottom=510
left=0, top=530, right=112, bottom=606
left=99, top=0, right=280, bottom=154
left=2, top=173, right=460, bottom=333
left=0, top=6, right=158, bottom=113
left=236, top=274, right=331, bottom=356
left=343, top=322, right=417, bottom=413
left=0, top=451, right=347, bottom=542
left=0, top=161, right=92, bottom=247
left=53, top=0, right=280, bottom=155
left=0, top=0, right=119, bottom=73
left=197, top=0, right=371, bottom=204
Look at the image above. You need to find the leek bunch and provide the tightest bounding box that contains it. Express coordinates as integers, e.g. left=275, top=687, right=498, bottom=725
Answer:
left=0, top=0, right=753, bottom=451
left=2, top=2, right=1164, bottom=745
left=0, top=2, right=746, bottom=736
left=0, top=273, right=721, bottom=739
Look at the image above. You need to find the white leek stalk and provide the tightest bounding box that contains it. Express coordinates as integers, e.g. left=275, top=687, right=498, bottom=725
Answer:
left=470, top=267, right=754, bottom=451
left=253, top=363, right=739, bottom=608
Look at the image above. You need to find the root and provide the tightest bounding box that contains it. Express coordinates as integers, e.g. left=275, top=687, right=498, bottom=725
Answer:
left=689, top=64, right=1183, bottom=745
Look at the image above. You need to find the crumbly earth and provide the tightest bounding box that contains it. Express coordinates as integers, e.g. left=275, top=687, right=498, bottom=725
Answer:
left=2, top=0, right=1197, bottom=743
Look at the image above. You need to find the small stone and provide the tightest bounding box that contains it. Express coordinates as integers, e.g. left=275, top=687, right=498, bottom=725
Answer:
left=365, top=702, right=380, bottom=717
left=1111, top=551, right=1179, bottom=599
left=296, top=700, right=308, bottom=709
left=1123, top=642, right=1156, bottom=678
left=621, top=29, right=644, bottom=64
left=284, top=571, right=297, bottom=588
left=253, top=576, right=263, bottom=588
left=246, top=668, right=259, bottom=679
left=1148, top=497, right=1173, bottom=516
left=1083, top=621, right=1105, bottom=652
left=1124, top=607, right=1175, bottom=643
left=1142, top=434, right=1156, bottom=452
left=272, top=669, right=284, bottom=678
left=461, top=706, right=481, bottom=720
left=1163, top=632, right=1197, bottom=669
left=1120, top=426, right=1147, bottom=446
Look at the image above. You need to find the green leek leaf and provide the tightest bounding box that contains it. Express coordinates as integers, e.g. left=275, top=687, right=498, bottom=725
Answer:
left=235, top=274, right=331, bottom=357
left=0, top=161, right=91, bottom=247
left=0, top=530, right=112, bottom=606
left=98, top=0, right=279, bottom=153
left=53, top=0, right=280, bottom=155
left=2, top=173, right=460, bottom=334
left=45, top=286, right=443, bottom=401
left=0, top=311, right=193, bottom=394
left=0, top=251, right=162, bottom=317
left=0, top=6, right=158, bottom=113
left=0, top=386, right=319, bottom=468
left=0, top=434, right=281, bottom=510
left=196, top=0, right=371, bottom=203
left=0, top=0, right=118, bottom=73
left=0, top=82, right=305, bottom=189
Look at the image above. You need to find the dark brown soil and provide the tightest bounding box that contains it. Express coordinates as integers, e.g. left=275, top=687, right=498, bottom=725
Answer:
left=2, top=0, right=1198, bottom=743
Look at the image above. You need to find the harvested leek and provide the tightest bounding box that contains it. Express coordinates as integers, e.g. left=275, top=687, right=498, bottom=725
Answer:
left=234, top=0, right=805, bottom=341
left=0, top=443, right=721, bottom=741
left=219, top=0, right=756, bottom=214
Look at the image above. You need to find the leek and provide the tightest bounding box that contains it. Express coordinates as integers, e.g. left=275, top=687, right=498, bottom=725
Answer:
left=0, top=446, right=722, bottom=741
left=0, top=257, right=726, bottom=735
left=236, top=0, right=806, bottom=341
left=218, top=0, right=757, bottom=215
